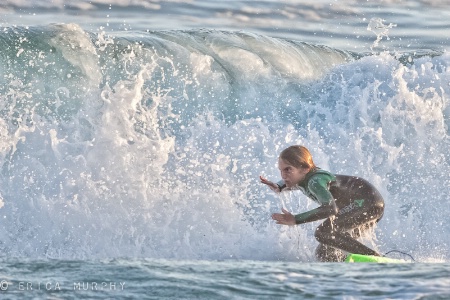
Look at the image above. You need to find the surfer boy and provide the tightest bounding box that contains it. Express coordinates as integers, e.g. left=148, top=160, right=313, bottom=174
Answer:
left=260, top=145, right=385, bottom=262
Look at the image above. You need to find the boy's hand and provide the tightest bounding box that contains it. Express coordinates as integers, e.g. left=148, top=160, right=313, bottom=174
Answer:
left=271, top=208, right=296, bottom=226
left=260, top=176, right=280, bottom=192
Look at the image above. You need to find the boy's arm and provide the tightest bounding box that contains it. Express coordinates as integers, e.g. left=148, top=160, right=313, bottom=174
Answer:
left=294, top=204, right=337, bottom=224
left=260, top=176, right=281, bottom=193
left=294, top=174, right=337, bottom=224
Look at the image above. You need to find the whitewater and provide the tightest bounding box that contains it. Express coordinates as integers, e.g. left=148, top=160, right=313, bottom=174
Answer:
left=0, top=0, right=449, bottom=298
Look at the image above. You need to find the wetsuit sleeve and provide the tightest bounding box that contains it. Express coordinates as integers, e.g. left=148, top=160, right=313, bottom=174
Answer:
left=276, top=180, right=286, bottom=191
left=294, top=174, right=337, bottom=224
left=294, top=206, right=337, bottom=224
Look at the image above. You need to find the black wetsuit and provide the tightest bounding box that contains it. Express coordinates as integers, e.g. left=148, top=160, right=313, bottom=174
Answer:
left=277, top=168, right=385, bottom=262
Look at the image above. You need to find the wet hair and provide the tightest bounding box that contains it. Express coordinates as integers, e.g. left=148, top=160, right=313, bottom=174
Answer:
left=279, top=145, right=316, bottom=170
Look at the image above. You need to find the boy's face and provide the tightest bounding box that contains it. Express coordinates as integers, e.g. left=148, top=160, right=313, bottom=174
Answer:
left=278, top=158, right=309, bottom=188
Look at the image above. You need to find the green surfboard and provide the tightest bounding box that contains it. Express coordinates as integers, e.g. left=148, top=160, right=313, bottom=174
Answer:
left=345, top=253, right=407, bottom=263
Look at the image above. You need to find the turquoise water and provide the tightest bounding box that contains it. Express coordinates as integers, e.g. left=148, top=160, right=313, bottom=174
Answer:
left=0, top=0, right=449, bottom=298
left=1, top=259, right=450, bottom=299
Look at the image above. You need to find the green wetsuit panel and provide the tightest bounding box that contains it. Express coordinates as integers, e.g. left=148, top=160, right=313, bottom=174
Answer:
left=306, top=172, right=335, bottom=205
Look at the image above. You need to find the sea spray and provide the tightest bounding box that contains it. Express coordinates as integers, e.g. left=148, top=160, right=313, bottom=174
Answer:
left=0, top=25, right=448, bottom=261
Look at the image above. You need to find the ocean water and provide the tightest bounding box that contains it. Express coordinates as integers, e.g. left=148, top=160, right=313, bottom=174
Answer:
left=1, top=259, right=449, bottom=299
left=0, top=0, right=449, bottom=299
